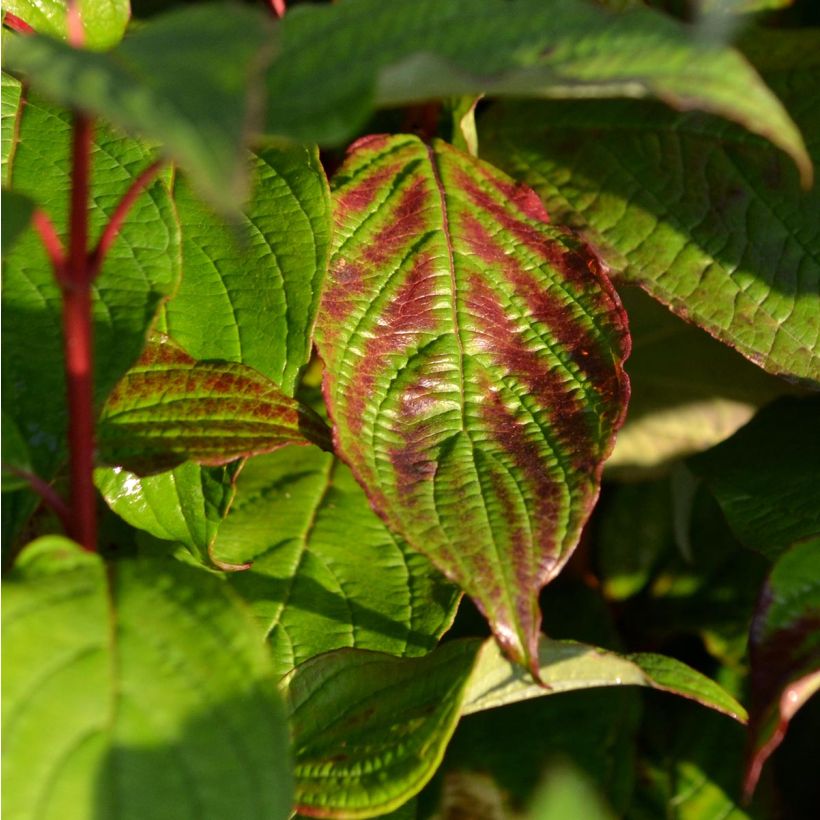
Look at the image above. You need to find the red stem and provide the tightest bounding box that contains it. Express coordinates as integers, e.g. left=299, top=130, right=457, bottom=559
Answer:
left=269, top=0, right=286, bottom=18
left=32, top=210, right=66, bottom=275
left=62, top=113, right=97, bottom=552
left=3, top=12, right=35, bottom=34
left=89, top=159, right=164, bottom=278
left=66, top=0, right=84, bottom=47
left=3, top=466, right=72, bottom=532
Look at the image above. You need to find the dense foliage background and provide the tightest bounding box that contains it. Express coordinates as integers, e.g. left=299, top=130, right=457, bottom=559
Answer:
left=2, top=1, right=819, bottom=818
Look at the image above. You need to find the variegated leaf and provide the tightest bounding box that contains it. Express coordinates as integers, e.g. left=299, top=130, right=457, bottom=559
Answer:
left=315, top=135, right=630, bottom=674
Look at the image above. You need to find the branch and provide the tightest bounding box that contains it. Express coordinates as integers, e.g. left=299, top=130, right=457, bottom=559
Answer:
left=32, top=209, right=66, bottom=275
left=270, top=0, right=286, bottom=18
left=2, top=465, right=71, bottom=532
left=89, top=159, right=164, bottom=279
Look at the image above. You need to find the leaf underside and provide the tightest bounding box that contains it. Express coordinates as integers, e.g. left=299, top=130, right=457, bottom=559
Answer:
left=316, top=134, right=630, bottom=674
left=98, top=336, right=331, bottom=474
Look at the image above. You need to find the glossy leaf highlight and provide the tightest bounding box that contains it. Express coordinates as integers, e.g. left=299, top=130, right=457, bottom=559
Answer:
left=211, top=446, right=460, bottom=678
left=316, top=134, right=630, bottom=673
left=2, top=537, right=293, bottom=820
left=98, top=336, right=331, bottom=474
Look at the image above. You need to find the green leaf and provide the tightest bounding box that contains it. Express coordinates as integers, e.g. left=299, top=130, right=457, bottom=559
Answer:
left=744, top=536, right=820, bottom=799
left=689, top=396, right=820, bottom=560
left=1, top=412, right=33, bottom=492
left=462, top=638, right=747, bottom=722
left=210, top=445, right=461, bottom=678
left=480, top=29, right=820, bottom=383
left=1, top=188, right=35, bottom=250
left=607, top=288, right=790, bottom=477
left=284, top=636, right=744, bottom=817
left=94, top=461, right=241, bottom=565
left=4, top=3, right=275, bottom=211
left=315, top=134, right=630, bottom=674
left=528, top=763, right=616, bottom=820
left=2, top=536, right=293, bottom=820
left=2, top=93, right=180, bottom=479
left=283, top=640, right=483, bottom=819
left=266, top=0, right=810, bottom=182
left=164, top=145, right=331, bottom=393
left=4, top=0, right=130, bottom=50
left=98, top=335, right=331, bottom=474
left=1, top=72, right=22, bottom=184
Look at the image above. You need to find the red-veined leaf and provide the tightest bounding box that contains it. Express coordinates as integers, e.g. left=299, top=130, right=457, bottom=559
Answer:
left=98, top=336, right=331, bottom=474
left=315, top=135, right=630, bottom=675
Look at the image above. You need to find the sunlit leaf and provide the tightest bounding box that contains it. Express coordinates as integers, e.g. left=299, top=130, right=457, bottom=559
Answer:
left=266, top=0, right=809, bottom=183
left=284, top=636, right=744, bottom=818
left=98, top=336, right=331, bottom=474
left=3, top=3, right=275, bottom=210
left=316, top=134, right=629, bottom=673
left=2, top=537, right=293, bottom=820
left=480, top=29, right=820, bottom=383
left=4, top=0, right=130, bottom=50
left=1, top=72, right=22, bottom=184
left=211, top=445, right=460, bottom=678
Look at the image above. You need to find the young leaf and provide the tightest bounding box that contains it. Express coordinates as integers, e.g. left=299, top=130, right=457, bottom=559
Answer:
left=689, top=396, right=820, bottom=560
left=266, top=0, right=810, bottom=184
left=2, top=93, right=180, bottom=479
left=1, top=72, right=22, bottom=184
left=97, top=336, right=331, bottom=474
left=164, top=145, right=331, bottom=393
left=315, top=134, right=630, bottom=674
left=480, top=29, right=820, bottom=383
left=210, top=446, right=461, bottom=677
left=94, top=461, right=241, bottom=565
left=744, top=536, right=820, bottom=799
left=283, top=636, right=745, bottom=818
left=2, top=537, right=293, bottom=820
left=3, top=3, right=275, bottom=211
left=4, top=0, right=131, bottom=50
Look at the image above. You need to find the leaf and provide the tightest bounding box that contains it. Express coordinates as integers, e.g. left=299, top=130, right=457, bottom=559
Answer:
left=743, top=536, right=820, bottom=799
left=2, top=536, right=293, bottom=820
left=283, top=640, right=482, bottom=819
left=266, top=0, right=810, bottom=182
left=480, top=29, right=820, bottom=383
left=607, top=287, right=790, bottom=477
left=2, top=93, right=180, bottom=479
left=97, top=335, right=331, bottom=474
left=163, top=145, right=331, bottom=393
left=689, top=396, right=820, bottom=560
left=94, top=461, right=241, bottom=565
left=1, top=412, right=33, bottom=492
left=283, top=636, right=744, bottom=818
left=528, top=764, right=616, bottom=820
left=3, top=3, right=275, bottom=211
left=4, top=0, right=130, bottom=50
left=1, top=189, right=35, bottom=250
left=315, top=134, right=630, bottom=674
left=210, top=445, right=461, bottom=678
left=1, top=72, right=22, bottom=184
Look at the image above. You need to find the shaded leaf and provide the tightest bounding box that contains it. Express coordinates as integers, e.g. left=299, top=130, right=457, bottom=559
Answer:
left=94, top=461, right=241, bottom=565
left=480, top=29, right=820, bottom=383
left=689, top=396, right=820, bottom=560
left=4, top=3, right=275, bottom=210
left=98, top=335, right=331, bottom=474
left=528, top=763, right=616, bottom=820
left=284, top=636, right=743, bottom=818
left=164, top=145, right=331, bottom=393
left=4, top=0, right=130, bottom=50
left=2, top=93, right=180, bottom=479
left=266, top=0, right=809, bottom=183
left=1, top=412, right=32, bottom=492
left=744, top=536, right=820, bottom=799
left=607, top=287, right=790, bottom=477
left=2, top=537, right=293, bottom=820
left=211, top=445, right=460, bottom=678
left=1, top=188, right=35, bottom=250
left=316, top=133, right=629, bottom=674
